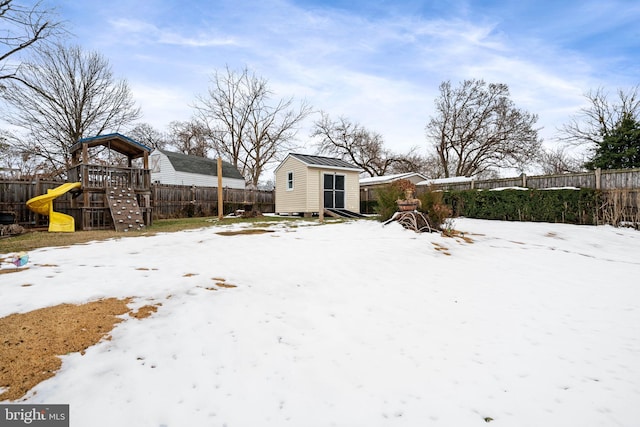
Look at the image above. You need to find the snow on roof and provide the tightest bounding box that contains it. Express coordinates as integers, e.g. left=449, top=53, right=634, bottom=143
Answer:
left=417, top=176, right=475, bottom=186
left=359, top=172, right=416, bottom=185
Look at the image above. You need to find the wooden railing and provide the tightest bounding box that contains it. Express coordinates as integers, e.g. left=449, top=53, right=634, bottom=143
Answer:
left=67, top=165, right=150, bottom=191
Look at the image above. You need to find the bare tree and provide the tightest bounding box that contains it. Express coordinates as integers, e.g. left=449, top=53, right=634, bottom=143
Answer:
left=536, top=145, right=584, bottom=175
left=128, top=122, right=168, bottom=150
left=1, top=44, right=141, bottom=175
left=167, top=120, right=210, bottom=157
left=0, top=0, right=63, bottom=83
left=0, top=129, right=44, bottom=178
left=193, top=65, right=312, bottom=187
left=311, top=112, right=418, bottom=177
left=379, top=150, right=444, bottom=178
left=426, top=79, right=542, bottom=177
left=560, top=86, right=640, bottom=146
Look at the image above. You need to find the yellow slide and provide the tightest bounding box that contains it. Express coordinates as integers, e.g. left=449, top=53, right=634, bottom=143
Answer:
left=26, top=182, right=82, bottom=232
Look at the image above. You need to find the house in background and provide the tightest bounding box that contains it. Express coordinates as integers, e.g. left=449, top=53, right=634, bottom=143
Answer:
left=359, top=172, right=430, bottom=214
left=359, top=172, right=430, bottom=191
left=149, top=149, right=245, bottom=189
left=416, top=176, right=476, bottom=190
left=274, top=153, right=362, bottom=216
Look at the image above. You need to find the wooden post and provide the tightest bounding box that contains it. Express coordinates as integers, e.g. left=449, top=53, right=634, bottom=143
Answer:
left=318, top=170, right=324, bottom=223
left=217, top=158, right=223, bottom=219
left=595, top=168, right=602, bottom=190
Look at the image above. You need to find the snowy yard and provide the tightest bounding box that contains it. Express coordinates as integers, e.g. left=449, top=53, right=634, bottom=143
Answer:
left=1, top=218, right=639, bottom=426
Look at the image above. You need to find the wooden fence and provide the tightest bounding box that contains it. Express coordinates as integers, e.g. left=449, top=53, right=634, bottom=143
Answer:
left=151, top=184, right=275, bottom=219
left=425, top=168, right=640, bottom=191
left=360, top=167, right=640, bottom=216
left=0, top=180, right=275, bottom=227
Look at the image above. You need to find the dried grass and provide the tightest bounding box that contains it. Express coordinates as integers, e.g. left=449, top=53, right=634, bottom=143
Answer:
left=215, top=229, right=275, bottom=236
left=0, top=298, right=158, bottom=401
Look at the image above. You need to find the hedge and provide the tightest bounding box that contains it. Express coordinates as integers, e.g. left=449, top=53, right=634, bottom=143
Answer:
left=442, top=188, right=600, bottom=225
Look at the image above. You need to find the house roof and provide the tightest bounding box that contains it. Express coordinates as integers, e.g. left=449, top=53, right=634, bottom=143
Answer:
left=71, top=133, right=151, bottom=159
left=279, top=153, right=362, bottom=171
left=360, top=172, right=429, bottom=186
left=417, top=176, right=475, bottom=186
left=156, top=149, right=245, bottom=180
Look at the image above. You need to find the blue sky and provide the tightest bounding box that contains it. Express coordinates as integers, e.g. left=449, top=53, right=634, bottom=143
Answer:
left=55, top=0, right=639, bottom=161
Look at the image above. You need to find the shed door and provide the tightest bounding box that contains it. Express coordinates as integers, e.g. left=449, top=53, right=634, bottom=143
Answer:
left=323, top=173, right=345, bottom=209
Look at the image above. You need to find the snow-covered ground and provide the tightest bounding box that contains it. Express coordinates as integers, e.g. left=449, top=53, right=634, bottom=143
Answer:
left=1, top=218, right=639, bottom=426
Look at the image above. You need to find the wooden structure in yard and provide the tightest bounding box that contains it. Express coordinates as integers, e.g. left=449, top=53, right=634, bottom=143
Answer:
left=67, top=133, right=152, bottom=231
left=274, top=153, right=363, bottom=217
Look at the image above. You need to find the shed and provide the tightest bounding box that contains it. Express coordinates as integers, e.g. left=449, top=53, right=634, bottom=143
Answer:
left=149, top=149, right=245, bottom=189
left=274, top=153, right=362, bottom=216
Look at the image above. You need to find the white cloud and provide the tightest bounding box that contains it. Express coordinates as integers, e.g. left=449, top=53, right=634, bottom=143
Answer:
left=129, top=83, right=194, bottom=130
left=107, top=18, right=239, bottom=48
left=54, top=0, right=639, bottom=169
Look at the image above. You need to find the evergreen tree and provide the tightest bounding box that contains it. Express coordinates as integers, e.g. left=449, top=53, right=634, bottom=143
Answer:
left=585, top=114, right=640, bottom=169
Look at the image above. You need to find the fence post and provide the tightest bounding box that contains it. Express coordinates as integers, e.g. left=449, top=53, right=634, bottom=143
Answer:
left=217, top=158, right=223, bottom=219
left=595, top=168, right=601, bottom=190
left=522, top=173, right=527, bottom=188
left=318, top=170, right=324, bottom=222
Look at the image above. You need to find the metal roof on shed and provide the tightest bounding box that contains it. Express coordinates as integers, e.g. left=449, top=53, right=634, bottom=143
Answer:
left=288, top=153, right=361, bottom=170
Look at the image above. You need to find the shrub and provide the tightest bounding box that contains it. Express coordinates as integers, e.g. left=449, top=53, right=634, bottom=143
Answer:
left=417, top=186, right=452, bottom=230
left=374, top=183, right=404, bottom=221
left=442, top=188, right=599, bottom=224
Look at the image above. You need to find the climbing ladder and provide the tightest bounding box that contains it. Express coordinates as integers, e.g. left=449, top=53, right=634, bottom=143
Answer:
left=106, top=187, right=146, bottom=232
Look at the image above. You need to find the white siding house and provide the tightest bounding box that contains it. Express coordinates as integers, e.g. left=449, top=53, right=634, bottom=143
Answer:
left=359, top=172, right=430, bottom=191
left=274, top=153, right=362, bottom=215
left=359, top=172, right=430, bottom=211
left=150, top=149, right=245, bottom=189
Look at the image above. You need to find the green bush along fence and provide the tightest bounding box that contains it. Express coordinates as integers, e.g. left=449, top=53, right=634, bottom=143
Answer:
left=442, top=188, right=600, bottom=225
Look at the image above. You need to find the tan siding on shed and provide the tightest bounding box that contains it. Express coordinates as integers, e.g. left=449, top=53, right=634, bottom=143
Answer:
left=275, top=156, right=309, bottom=213
left=275, top=154, right=361, bottom=214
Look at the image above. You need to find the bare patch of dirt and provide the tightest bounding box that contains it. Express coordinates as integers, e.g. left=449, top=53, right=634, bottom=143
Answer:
left=0, top=298, right=158, bottom=401
left=211, top=278, right=237, bottom=288
left=216, top=282, right=237, bottom=288
left=129, top=303, right=161, bottom=319
left=432, top=242, right=451, bottom=256
left=0, top=267, right=29, bottom=275
left=182, top=273, right=198, bottom=277
left=443, top=229, right=475, bottom=244
left=216, top=229, right=274, bottom=236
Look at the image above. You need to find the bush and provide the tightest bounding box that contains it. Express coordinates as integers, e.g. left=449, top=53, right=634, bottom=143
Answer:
left=442, top=188, right=599, bottom=224
left=374, top=183, right=404, bottom=221
left=417, top=186, right=452, bottom=230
